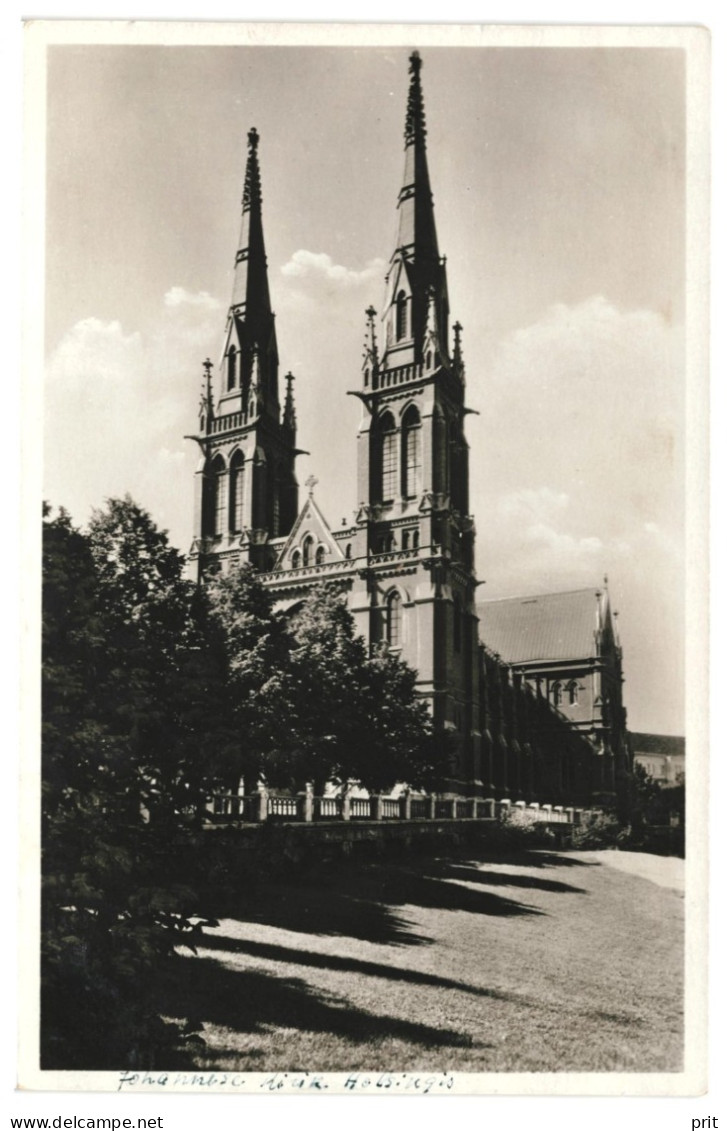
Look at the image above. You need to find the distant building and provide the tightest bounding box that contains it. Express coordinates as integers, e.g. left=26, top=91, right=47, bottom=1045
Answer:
left=631, top=733, right=685, bottom=786
left=186, top=52, right=630, bottom=806
left=478, top=588, right=630, bottom=800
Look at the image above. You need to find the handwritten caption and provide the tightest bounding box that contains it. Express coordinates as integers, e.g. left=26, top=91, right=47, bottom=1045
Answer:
left=117, top=1071, right=456, bottom=1095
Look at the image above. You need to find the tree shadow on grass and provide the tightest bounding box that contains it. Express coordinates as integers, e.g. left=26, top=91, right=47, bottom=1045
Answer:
left=156, top=951, right=484, bottom=1065
left=223, top=879, right=431, bottom=947
left=195, top=932, right=526, bottom=1002
left=460, top=848, right=602, bottom=870
left=430, top=861, right=588, bottom=894
left=222, top=859, right=542, bottom=947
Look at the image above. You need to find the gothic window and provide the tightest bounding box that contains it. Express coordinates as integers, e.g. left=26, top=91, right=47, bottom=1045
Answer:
left=567, top=681, right=578, bottom=706
left=402, top=530, right=410, bottom=551
left=413, top=529, right=420, bottom=550
left=386, top=590, right=401, bottom=648
left=345, top=543, right=352, bottom=560
left=433, top=408, right=449, bottom=494
left=552, top=681, right=562, bottom=708
left=401, top=405, right=422, bottom=498
left=291, top=549, right=301, bottom=569
left=265, top=460, right=278, bottom=537
left=229, top=451, right=244, bottom=533
left=380, top=412, right=397, bottom=501
left=210, top=454, right=226, bottom=537
left=315, top=545, right=325, bottom=566
left=395, top=290, right=408, bottom=341
left=302, top=535, right=314, bottom=567
left=227, top=346, right=237, bottom=391
left=450, top=426, right=468, bottom=514
left=272, top=479, right=280, bottom=538
left=453, top=594, right=462, bottom=653
left=252, top=452, right=266, bottom=530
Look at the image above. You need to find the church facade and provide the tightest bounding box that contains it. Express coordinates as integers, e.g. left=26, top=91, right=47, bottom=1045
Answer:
left=187, top=53, right=628, bottom=805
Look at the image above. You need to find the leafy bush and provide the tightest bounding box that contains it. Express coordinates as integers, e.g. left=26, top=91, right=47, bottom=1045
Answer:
left=498, top=807, right=557, bottom=847
left=570, top=810, right=622, bottom=849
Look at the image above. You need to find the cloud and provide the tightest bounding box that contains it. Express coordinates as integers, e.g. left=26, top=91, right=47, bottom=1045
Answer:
left=281, top=250, right=385, bottom=288
left=46, top=318, right=143, bottom=390
left=43, top=298, right=217, bottom=545
left=498, top=486, right=569, bottom=521
left=472, top=295, right=684, bottom=555
left=470, top=296, right=685, bottom=730
left=164, top=287, right=221, bottom=310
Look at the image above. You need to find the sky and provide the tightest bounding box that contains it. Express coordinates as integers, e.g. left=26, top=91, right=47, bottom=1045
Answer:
left=41, top=37, right=689, bottom=735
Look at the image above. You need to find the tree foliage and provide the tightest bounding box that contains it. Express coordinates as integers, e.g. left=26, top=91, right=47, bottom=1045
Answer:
left=42, top=500, right=220, bottom=1069
left=42, top=503, right=444, bottom=1068
left=206, top=577, right=441, bottom=793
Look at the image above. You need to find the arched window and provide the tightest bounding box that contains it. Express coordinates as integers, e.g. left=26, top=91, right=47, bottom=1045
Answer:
left=302, top=535, right=314, bottom=567
left=567, top=681, right=578, bottom=706
left=395, top=290, right=408, bottom=341
left=345, top=543, right=352, bottom=560
left=380, top=412, right=397, bottom=501
left=315, top=545, right=325, bottom=566
left=453, top=594, right=462, bottom=653
left=227, top=347, right=237, bottom=391
left=413, top=529, right=420, bottom=550
left=386, top=591, right=401, bottom=648
left=401, top=405, right=422, bottom=498
left=252, top=451, right=266, bottom=530
left=210, top=454, right=226, bottom=537
left=402, top=530, right=410, bottom=551
left=552, top=681, right=562, bottom=708
left=229, top=451, right=244, bottom=533
left=291, top=549, right=301, bottom=569
left=433, top=408, right=449, bottom=494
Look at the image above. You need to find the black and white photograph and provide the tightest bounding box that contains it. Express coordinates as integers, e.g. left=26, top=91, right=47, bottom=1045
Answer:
left=20, top=19, right=709, bottom=1097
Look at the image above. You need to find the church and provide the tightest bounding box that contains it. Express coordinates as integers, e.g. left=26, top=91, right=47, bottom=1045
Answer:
left=187, top=52, right=630, bottom=806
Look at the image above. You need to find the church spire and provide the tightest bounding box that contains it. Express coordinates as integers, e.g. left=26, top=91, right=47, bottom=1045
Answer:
left=382, top=52, right=449, bottom=370
left=224, top=127, right=279, bottom=416
left=396, top=51, right=439, bottom=265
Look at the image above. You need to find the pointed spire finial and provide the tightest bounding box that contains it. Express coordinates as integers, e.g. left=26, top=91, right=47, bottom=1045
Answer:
left=283, top=370, right=297, bottom=431
left=242, top=127, right=262, bottom=213
left=199, top=357, right=214, bottom=428
left=453, top=321, right=463, bottom=364
left=405, top=50, right=427, bottom=147
left=362, top=306, right=380, bottom=386
left=305, top=474, right=318, bottom=497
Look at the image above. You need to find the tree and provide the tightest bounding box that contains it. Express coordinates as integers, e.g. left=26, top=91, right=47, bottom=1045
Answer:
left=204, top=562, right=295, bottom=789
left=285, top=585, right=440, bottom=793
left=204, top=575, right=442, bottom=795
left=42, top=501, right=219, bottom=1069
left=85, top=495, right=233, bottom=825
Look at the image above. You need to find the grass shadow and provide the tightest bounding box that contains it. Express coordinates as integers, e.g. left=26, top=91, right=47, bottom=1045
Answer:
left=470, top=849, right=602, bottom=870
left=195, top=933, right=526, bottom=1002
left=220, top=858, right=543, bottom=947
left=157, top=952, right=484, bottom=1062
left=431, top=861, right=587, bottom=894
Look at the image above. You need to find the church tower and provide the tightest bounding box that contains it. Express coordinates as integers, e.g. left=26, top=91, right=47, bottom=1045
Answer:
left=349, top=53, right=482, bottom=792
left=188, top=128, right=299, bottom=577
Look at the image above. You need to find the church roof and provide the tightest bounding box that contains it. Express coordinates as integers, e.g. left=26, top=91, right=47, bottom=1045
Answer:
left=630, top=732, right=685, bottom=757
left=477, top=588, right=606, bottom=664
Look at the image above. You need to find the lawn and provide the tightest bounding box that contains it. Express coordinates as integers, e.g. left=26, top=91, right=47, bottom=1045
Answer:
left=159, top=847, right=684, bottom=1073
